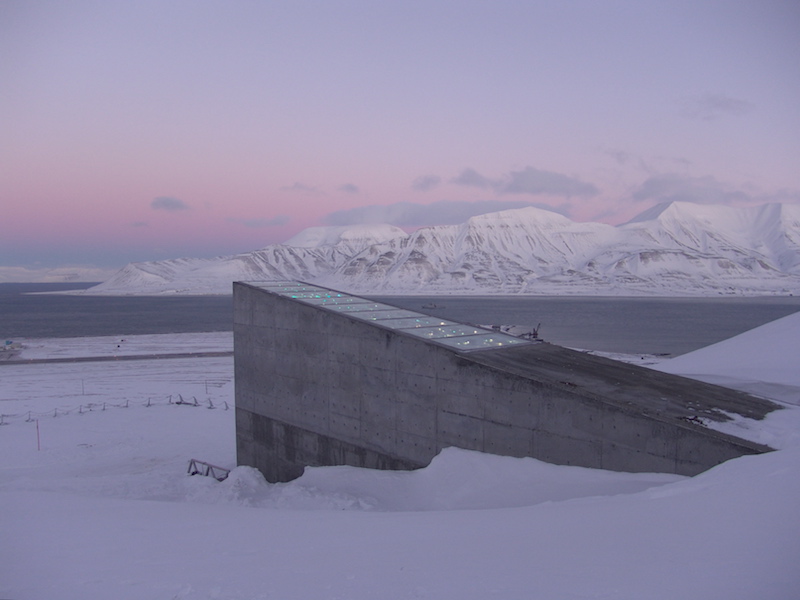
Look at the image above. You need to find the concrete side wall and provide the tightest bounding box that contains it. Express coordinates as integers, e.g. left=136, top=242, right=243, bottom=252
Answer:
left=236, top=410, right=420, bottom=483
left=234, top=283, right=763, bottom=481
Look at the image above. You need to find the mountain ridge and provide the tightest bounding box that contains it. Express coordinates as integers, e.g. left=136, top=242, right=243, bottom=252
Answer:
left=84, top=202, right=800, bottom=296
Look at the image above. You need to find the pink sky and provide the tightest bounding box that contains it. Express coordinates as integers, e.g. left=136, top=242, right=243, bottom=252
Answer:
left=2, top=1, right=799, bottom=269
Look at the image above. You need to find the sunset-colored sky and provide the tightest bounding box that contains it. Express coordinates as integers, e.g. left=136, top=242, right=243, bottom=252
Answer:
left=2, top=0, right=799, bottom=271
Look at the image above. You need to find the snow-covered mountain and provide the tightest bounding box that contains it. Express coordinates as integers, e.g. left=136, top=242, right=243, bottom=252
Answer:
left=85, top=202, right=800, bottom=296
left=87, top=224, right=407, bottom=295
left=0, top=265, right=118, bottom=284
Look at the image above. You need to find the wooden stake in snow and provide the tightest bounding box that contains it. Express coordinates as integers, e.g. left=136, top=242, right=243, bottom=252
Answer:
left=36, top=419, right=40, bottom=451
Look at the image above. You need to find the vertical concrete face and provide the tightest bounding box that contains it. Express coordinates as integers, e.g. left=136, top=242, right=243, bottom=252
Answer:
left=234, top=282, right=775, bottom=482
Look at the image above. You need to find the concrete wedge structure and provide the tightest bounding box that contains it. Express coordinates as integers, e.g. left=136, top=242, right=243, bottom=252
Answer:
left=234, top=281, right=780, bottom=482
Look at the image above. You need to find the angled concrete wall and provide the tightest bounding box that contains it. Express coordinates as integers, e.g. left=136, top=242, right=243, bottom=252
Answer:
left=234, top=282, right=776, bottom=482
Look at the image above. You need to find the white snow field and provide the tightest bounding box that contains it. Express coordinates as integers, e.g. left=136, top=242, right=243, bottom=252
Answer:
left=2, top=323, right=800, bottom=600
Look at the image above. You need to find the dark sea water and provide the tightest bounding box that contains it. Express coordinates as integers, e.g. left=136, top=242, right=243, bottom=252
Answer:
left=371, top=294, right=800, bottom=356
left=0, top=283, right=233, bottom=339
left=2, top=283, right=799, bottom=356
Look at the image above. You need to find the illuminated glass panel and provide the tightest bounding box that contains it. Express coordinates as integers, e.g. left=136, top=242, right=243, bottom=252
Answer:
left=254, top=281, right=299, bottom=287
left=251, top=280, right=533, bottom=352
left=434, top=334, right=531, bottom=349
left=286, top=291, right=358, bottom=301
left=347, top=309, right=420, bottom=321
left=284, top=292, right=333, bottom=299
left=402, top=324, right=483, bottom=339
left=387, top=316, right=452, bottom=329
left=300, top=295, right=371, bottom=306
left=320, top=302, right=399, bottom=313
left=259, top=283, right=326, bottom=294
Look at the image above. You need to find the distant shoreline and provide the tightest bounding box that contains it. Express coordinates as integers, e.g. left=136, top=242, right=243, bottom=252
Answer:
left=0, top=350, right=233, bottom=367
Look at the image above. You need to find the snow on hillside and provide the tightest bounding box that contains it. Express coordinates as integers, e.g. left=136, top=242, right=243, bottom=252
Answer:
left=0, top=265, right=116, bottom=283
left=284, top=223, right=408, bottom=250
left=2, top=317, right=800, bottom=598
left=86, top=225, right=406, bottom=295
left=79, top=201, right=800, bottom=295
left=619, top=202, right=800, bottom=287
left=654, top=310, right=800, bottom=416
left=319, top=207, right=626, bottom=293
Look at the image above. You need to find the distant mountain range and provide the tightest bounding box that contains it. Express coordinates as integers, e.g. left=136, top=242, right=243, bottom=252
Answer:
left=85, top=201, right=800, bottom=296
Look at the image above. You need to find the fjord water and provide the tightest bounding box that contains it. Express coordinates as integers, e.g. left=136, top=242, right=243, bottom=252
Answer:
left=2, top=283, right=799, bottom=356
left=0, top=283, right=233, bottom=339
left=367, top=295, right=800, bottom=356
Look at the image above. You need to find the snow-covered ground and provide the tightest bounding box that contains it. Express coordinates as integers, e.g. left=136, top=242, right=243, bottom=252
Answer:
left=4, top=331, right=233, bottom=361
left=2, top=322, right=799, bottom=599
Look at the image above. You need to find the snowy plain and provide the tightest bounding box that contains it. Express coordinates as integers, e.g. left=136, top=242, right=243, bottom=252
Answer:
left=2, top=316, right=800, bottom=600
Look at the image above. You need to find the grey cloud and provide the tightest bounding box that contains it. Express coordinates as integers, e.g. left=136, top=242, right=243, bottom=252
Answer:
left=501, top=167, right=599, bottom=197
left=452, top=166, right=598, bottom=197
left=451, top=168, right=496, bottom=189
left=680, top=93, right=755, bottom=121
left=228, top=215, right=291, bottom=228
left=633, top=174, right=751, bottom=205
left=605, top=149, right=635, bottom=166
left=662, top=156, right=692, bottom=169
left=635, top=174, right=800, bottom=210
left=768, top=189, right=800, bottom=203
left=601, top=148, right=691, bottom=174
left=338, top=183, right=360, bottom=194
left=151, top=196, right=189, bottom=211
left=130, top=221, right=148, bottom=227
left=324, top=200, right=568, bottom=227
left=412, top=174, right=442, bottom=192
left=280, top=182, right=323, bottom=194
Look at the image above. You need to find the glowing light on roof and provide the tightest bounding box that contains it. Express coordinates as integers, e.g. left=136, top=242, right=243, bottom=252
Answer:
left=252, top=281, right=533, bottom=352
